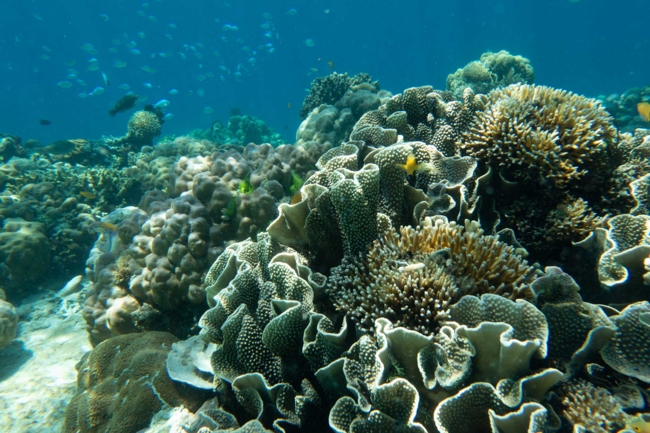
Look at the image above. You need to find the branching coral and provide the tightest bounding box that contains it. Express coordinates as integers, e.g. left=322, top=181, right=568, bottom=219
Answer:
left=463, top=84, right=617, bottom=189
left=545, top=197, right=607, bottom=243
left=560, top=379, right=628, bottom=433
left=327, top=216, right=539, bottom=334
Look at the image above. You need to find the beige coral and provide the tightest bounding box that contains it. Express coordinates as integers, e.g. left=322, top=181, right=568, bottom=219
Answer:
left=463, top=84, right=617, bottom=189
left=561, top=379, right=628, bottom=433
left=328, top=216, right=538, bottom=334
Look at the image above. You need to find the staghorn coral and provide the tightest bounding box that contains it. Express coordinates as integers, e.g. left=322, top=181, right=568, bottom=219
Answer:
left=327, top=216, right=539, bottom=334
left=447, top=50, right=535, bottom=100
left=463, top=84, right=617, bottom=189
left=545, top=197, right=607, bottom=243
left=560, top=379, right=628, bottom=433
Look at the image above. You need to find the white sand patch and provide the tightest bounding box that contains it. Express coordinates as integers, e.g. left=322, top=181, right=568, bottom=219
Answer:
left=0, top=287, right=90, bottom=433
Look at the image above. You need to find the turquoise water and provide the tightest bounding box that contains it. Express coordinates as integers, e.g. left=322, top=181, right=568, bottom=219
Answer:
left=0, top=0, right=647, bottom=143
left=0, top=1, right=649, bottom=432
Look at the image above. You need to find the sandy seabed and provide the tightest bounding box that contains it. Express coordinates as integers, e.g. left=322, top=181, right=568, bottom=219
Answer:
left=0, top=282, right=91, bottom=433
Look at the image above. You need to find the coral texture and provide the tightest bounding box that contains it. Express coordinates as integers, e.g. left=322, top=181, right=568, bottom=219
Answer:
left=328, top=216, right=538, bottom=333
left=463, top=84, right=617, bottom=189
left=446, top=50, right=535, bottom=99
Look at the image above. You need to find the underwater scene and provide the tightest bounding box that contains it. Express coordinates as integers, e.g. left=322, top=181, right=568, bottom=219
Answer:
left=1, top=0, right=650, bottom=432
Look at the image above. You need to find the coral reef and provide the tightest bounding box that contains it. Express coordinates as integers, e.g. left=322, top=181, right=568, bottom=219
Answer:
left=82, top=140, right=327, bottom=346
left=62, top=331, right=210, bottom=433
left=299, top=72, right=380, bottom=119
left=463, top=84, right=617, bottom=189
left=0, top=289, right=18, bottom=349
left=447, top=50, right=535, bottom=99
left=328, top=216, right=538, bottom=333
left=191, top=114, right=284, bottom=147
left=600, top=86, right=650, bottom=132
left=296, top=78, right=391, bottom=149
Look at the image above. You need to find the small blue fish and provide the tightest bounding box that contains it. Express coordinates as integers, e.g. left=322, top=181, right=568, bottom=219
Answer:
left=154, top=99, right=170, bottom=108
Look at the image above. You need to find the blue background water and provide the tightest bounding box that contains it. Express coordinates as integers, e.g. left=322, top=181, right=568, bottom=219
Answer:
left=0, top=0, right=646, bottom=146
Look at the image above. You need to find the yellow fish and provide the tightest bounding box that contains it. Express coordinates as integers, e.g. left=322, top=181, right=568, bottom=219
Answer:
left=395, top=153, right=434, bottom=176
left=80, top=191, right=96, bottom=199
left=638, top=102, right=650, bottom=121
left=328, top=59, right=334, bottom=70
left=90, top=221, right=118, bottom=231
left=626, top=415, right=650, bottom=433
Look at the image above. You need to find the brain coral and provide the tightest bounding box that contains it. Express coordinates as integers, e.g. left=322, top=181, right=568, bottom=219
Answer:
left=327, top=216, right=538, bottom=334
left=62, top=331, right=209, bottom=433
left=127, top=110, right=162, bottom=147
left=463, top=84, right=617, bottom=189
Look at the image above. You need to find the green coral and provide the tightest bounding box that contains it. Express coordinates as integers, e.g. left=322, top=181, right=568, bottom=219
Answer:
left=238, top=175, right=254, bottom=195
left=289, top=172, right=304, bottom=195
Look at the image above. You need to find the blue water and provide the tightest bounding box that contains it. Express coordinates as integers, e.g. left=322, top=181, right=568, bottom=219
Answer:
left=0, top=0, right=647, bottom=145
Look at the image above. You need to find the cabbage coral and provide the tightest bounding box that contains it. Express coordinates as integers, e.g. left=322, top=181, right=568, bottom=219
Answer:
left=463, top=84, right=617, bottom=189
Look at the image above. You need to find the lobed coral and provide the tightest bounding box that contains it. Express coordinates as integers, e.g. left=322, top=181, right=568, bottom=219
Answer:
left=446, top=50, right=535, bottom=100
left=299, top=72, right=380, bottom=120
left=328, top=216, right=539, bottom=334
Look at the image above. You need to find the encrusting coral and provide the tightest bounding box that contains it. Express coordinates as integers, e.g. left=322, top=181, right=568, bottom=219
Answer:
left=62, top=331, right=210, bottom=433
left=328, top=216, right=539, bottom=334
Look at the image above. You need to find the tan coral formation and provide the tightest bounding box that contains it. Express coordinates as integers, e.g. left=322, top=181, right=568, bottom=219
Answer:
left=561, top=379, right=629, bottom=433
left=447, top=50, right=534, bottom=99
left=463, top=84, right=617, bottom=189
left=328, top=216, right=539, bottom=334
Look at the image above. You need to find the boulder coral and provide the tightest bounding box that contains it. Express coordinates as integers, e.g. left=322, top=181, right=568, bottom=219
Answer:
left=62, top=331, right=210, bottom=433
left=0, top=290, right=18, bottom=349
left=446, top=50, right=534, bottom=99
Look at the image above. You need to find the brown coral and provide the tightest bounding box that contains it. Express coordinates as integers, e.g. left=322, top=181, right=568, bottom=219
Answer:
left=463, top=84, right=617, bottom=189
left=327, top=217, right=539, bottom=334
left=561, top=379, right=628, bottom=433
left=545, top=197, right=606, bottom=243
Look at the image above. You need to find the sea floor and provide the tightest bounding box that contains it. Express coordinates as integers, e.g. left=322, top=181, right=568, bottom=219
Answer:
left=0, top=279, right=90, bottom=433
